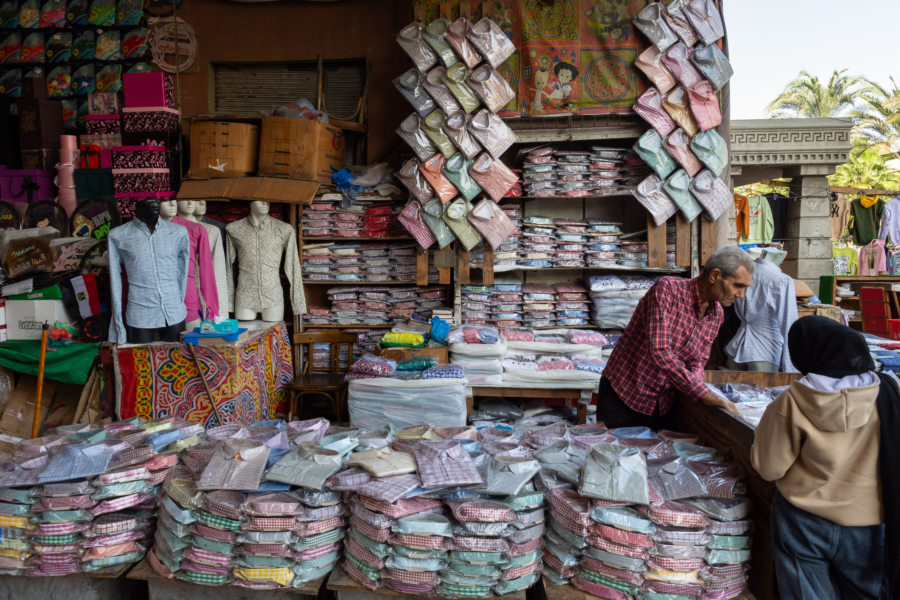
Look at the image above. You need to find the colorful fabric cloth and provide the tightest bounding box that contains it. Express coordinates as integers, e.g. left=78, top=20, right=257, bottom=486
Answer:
left=113, top=322, right=292, bottom=425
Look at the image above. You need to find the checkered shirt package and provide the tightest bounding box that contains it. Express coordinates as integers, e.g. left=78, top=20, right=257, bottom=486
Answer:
left=389, top=532, right=449, bottom=551
left=448, top=500, right=516, bottom=523
left=95, top=467, right=151, bottom=486
left=647, top=554, right=705, bottom=572
left=386, top=579, right=436, bottom=594
left=571, top=575, right=631, bottom=600
left=505, top=536, right=543, bottom=557
left=651, top=523, right=710, bottom=545
left=349, top=515, right=392, bottom=543
left=296, top=516, right=345, bottom=537
left=587, top=535, right=650, bottom=560
left=202, top=490, right=246, bottom=521
left=244, top=516, right=295, bottom=532
left=577, top=557, right=645, bottom=587
left=413, top=440, right=483, bottom=489
left=643, top=579, right=704, bottom=595
left=450, top=535, right=508, bottom=553
left=342, top=559, right=380, bottom=590
left=592, top=523, right=654, bottom=548
left=385, top=567, right=438, bottom=585
left=550, top=509, right=592, bottom=537
left=344, top=536, right=386, bottom=569
left=357, top=494, right=442, bottom=519
left=641, top=501, right=710, bottom=528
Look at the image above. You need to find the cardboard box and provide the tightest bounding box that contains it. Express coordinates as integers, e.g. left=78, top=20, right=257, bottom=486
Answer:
left=5, top=286, right=71, bottom=341
left=257, top=117, right=345, bottom=184
left=188, top=120, right=259, bottom=179
left=177, top=176, right=319, bottom=204
left=798, top=303, right=842, bottom=323
left=0, top=376, right=55, bottom=451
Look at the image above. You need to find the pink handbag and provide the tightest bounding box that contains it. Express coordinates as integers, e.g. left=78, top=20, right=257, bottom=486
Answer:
left=661, top=42, right=703, bottom=89
left=634, top=46, right=676, bottom=94
left=396, top=157, right=434, bottom=202
left=633, top=87, right=676, bottom=137
left=398, top=200, right=437, bottom=250
left=687, top=80, right=722, bottom=131
left=663, top=128, right=703, bottom=177
left=468, top=152, right=518, bottom=202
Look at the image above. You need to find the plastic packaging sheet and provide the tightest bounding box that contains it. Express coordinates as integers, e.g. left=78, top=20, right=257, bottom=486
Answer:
left=396, top=22, right=438, bottom=72
left=466, top=18, right=515, bottom=67
left=420, top=154, right=459, bottom=203
left=348, top=378, right=468, bottom=430
left=468, top=109, right=517, bottom=158
left=393, top=68, right=436, bottom=116
left=468, top=64, right=516, bottom=113
left=423, top=18, right=459, bottom=69
left=446, top=17, right=482, bottom=69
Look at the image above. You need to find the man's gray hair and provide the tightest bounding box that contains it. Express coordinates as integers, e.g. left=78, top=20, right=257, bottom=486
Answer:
left=702, top=246, right=755, bottom=277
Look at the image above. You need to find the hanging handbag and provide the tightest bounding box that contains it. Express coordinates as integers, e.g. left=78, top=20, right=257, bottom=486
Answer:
left=422, top=197, right=456, bottom=248
left=633, top=2, right=678, bottom=52
left=662, top=86, right=699, bottom=136
left=468, top=197, right=515, bottom=250
left=468, top=64, right=515, bottom=113
left=468, top=152, right=518, bottom=202
left=632, top=129, right=677, bottom=179
left=663, top=168, right=703, bottom=222
left=444, top=110, right=482, bottom=159
left=662, top=41, right=702, bottom=89
left=579, top=443, right=649, bottom=505
left=663, top=128, right=703, bottom=176
left=398, top=199, right=437, bottom=250
left=633, top=87, right=676, bottom=137
left=689, top=169, right=731, bottom=221
left=466, top=17, right=515, bottom=68
left=423, top=18, right=458, bottom=69
left=442, top=152, right=482, bottom=202
left=396, top=157, right=434, bottom=202
left=423, top=66, right=462, bottom=116
left=420, top=154, right=458, bottom=204
left=685, top=0, right=725, bottom=45
left=446, top=17, right=482, bottom=69
left=634, top=46, right=676, bottom=94
left=691, top=43, right=733, bottom=91
left=396, top=22, right=438, bottom=72
left=396, top=113, right=437, bottom=162
left=393, top=68, right=436, bottom=117
left=443, top=198, right=483, bottom=250
left=468, top=109, right=516, bottom=158
left=687, top=80, right=722, bottom=131
left=633, top=174, right=679, bottom=227
left=442, top=63, right=481, bottom=114
left=663, top=0, right=699, bottom=46
left=690, top=128, right=728, bottom=176
left=422, top=109, right=458, bottom=158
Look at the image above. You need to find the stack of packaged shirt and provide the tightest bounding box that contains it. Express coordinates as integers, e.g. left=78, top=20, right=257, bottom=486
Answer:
left=469, top=203, right=522, bottom=271
left=522, top=284, right=557, bottom=328
left=520, top=217, right=556, bottom=268
left=553, top=219, right=589, bottom=268
left=553, top=284, right=591, bottom=326
left=302, top=196, right=404, bottom=239
left=0, top=417, right=202, bottom=577
left=490, top=281, right=525, bottom=328
left=303, top=243, right=428, bottom=283
left=302, top=197, right=339, bottom=237
left=448, top=325, right=505, bottom=385
left=320, top=286, right=450, bottom=327
left=518, top=146, right=646, bottom=198
left=586, top=222, right=624, bottom=268
left=346, top=355, right=398, bottom=381
left=150, top=419, right=347, bottom=589
left=617, top=225, right=677, bottom=268
left=589, top=275, right=658, bottom=330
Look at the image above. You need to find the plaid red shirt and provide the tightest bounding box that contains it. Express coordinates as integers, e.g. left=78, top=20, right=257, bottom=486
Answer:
left=385, top=568, right=437, bottom=585
left=349, top=515, right=392, bottom=543
left=388, top=532, right=448, bottom=551
left=647, top=555, right=704, bottom=572
left=603, top=277, right=723, bottom=415
left=549, top=489, right=592, bottom=525
left=578, top=557, right=645, bottom=587
left=592, top=523, right=653, bottom=548
left=586, top=535, right=649, bottom=560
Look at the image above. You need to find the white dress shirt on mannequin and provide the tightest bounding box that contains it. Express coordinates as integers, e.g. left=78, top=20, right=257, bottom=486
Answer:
left=177, top=200, right=230, bottom=315
left=226, top=201, right=306, bottom=322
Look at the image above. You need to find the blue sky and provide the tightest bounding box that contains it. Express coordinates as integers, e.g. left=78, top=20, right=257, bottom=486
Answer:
left=727, top=0, right=900, bottom=119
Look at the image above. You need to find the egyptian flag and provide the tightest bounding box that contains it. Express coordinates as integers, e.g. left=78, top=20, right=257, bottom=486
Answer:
left=70, top=273, right=102, bottom=318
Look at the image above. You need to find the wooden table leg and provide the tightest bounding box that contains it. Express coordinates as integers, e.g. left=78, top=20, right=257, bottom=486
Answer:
left=577, top=403, right=587, bottom=425
left=466, top=395, right=474, bottom=419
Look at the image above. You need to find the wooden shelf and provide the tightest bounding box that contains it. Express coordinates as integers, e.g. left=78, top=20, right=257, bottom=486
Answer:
left=505, top=114, right=644, bottom=143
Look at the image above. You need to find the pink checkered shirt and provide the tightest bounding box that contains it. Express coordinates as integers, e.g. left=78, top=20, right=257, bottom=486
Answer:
left=707, top=519, right=751, bottom=536
left=108, top=445, right=155, bottom=470
left=505, top=537, right=542, bottom=557
left=345, top=537, right=386, bottom=569
left=350, top=516, right=392, bottom=543
left=350, top=500, right=396, bottom=529
left=385, top=579, right=435, bottom=594
left=648, top=555, right=704, bottom=572
left=500, top=561, right=542, bottom=581
left=703, top=563, right=748, bottom=579
left=587, top=535, right=649, bottom=560
left=148, top=467, right=173, bottom=487
left=296, top=541, right=342, bottom=561
left=385, top=567, right=438, bottom=585
left=90, top=492, right=151, bottom=515
left=95, top=467, right=151, bottom=485
left=550, top=510, right=591, bottom=537
left=239, top=543, right=289, bottom=556
left=81, top=529, right=146, bottom=548
left=549, top=488, right=592, bottom=525
left=297, top=503, right=344, bottom=522
left=326, top=468, right=372, bottom=492
left=119, top=430, right=150, bottom=447
left=343, top=561, right=380, bottom=590
left=592, top=523, right=654, bottom=548
left=644, top=580, right=704, bottom=595
left=388, top=532, right=448, bottom=551
left=91, top=513, right=142, bottom=537
left=591, top=498, right=632, bottom=509
left=203, top=490, right=246, bottom=521
left=572, top=576, right=630, bottom=600
left=37, top=494, right=96, bottom=511
left=413, top=441, right=482, bottom=489
left=28, top=554, right=79, bottom=566
left=36, top=521, right=90, bottom=535
left=192, top=522, right=238, bottom=543
left=32, top=543, right=79, bottom=554
left=448, top=500, right=516, bottom=523
left=28, top=562, right=81, bottom=576
left=182, top=546, right=232, bottom=567
left=136, top=452, right=179, bottom=471
left=182, top=559, right=230, bottom=576
left=641, top=501, right=710, bottom=528
left=357, top=474, right=420, bottom=504
left=357, top=495, right=442, bottom=519
left=244, top=516, right=295, bottom=532
left=579, top=557, right=645, bottom=587
left=450, top=535, right=507, bottom=553
left=543, top=551, right=577, bottom=578
left=296, top=516, right=345, bottom=536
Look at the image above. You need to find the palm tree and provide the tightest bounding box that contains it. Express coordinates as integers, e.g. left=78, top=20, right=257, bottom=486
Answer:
left=766, top=69, right=866, bottom=118
left=851, top=78, right=900, bottom=160
left=828, top=146, right=900, bottom=190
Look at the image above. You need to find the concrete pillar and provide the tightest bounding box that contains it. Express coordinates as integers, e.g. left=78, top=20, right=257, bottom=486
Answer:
left=782, top=167, right=834, bottom=296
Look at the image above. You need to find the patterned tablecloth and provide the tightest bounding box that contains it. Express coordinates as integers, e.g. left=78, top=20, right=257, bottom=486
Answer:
left=112, top=323, right=293, bottom=425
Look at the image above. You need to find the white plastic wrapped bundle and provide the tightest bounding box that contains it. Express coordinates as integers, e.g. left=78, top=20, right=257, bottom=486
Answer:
left=348, top=379, right=468, bottom=430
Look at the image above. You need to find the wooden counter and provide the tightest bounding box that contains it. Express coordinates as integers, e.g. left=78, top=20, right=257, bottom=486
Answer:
left=675, top=370, right=799, bottom=600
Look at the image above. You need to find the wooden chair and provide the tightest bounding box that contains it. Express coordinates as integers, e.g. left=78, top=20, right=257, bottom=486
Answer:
left=287, top=331, right=356, bottom=422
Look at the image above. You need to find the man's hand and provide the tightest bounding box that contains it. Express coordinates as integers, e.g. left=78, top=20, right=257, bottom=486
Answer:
left=700, top=392, right=740, bottom=417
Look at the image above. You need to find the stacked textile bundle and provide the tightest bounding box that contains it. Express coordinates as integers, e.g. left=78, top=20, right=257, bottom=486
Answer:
left=518, top=146, right=645, bottom=198
left=0, top=418, right=201, bottom=576
left=553, top=284, right=591, bottom=327
left=586, top=222, right=625, bottom=268
left=498, top=328, right=608, bottom=376
left=302, top=197, right=403, bottom=239
left=319, top=286, right=450, bottom=327
left=448, top=325, right=505, bottom=385
left=302, top=197, right=339, bottom=237
left=553, top=219, right=589, bottom=268
left=302, top=243, right=428, bottom=283
left=589, top=275, right=659, bottom=330
left=520, top=217, right=556, bottom=269
left=522, top=284, right=557, bottom=328
left=150, top=419, right=346, bottom=588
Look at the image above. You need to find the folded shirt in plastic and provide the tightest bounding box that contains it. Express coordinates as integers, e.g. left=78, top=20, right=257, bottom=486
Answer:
left=264, top=443, right=341, bottom=491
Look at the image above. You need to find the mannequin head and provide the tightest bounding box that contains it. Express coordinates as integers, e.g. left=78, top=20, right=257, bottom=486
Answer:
left=135, top=198, right=161, bottom=232
left=177, top=200, right=195, bottom=218
left=159, top=199, right=178, bottom=220
left=195, top=200, right=207, bottom=217
left=250, top=201, right=269, bottom=217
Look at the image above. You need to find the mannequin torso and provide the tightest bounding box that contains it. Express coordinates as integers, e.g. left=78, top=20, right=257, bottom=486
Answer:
left=177, top=200, right=230, bottom=315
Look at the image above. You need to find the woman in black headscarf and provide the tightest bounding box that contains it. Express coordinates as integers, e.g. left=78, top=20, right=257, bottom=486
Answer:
left=751, top=316, right=897, bottom=600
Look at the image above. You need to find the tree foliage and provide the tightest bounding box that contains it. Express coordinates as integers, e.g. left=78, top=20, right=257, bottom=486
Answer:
left=828, top=146, right=900, bottom=190
left=766, top=69, right=866, bottom=118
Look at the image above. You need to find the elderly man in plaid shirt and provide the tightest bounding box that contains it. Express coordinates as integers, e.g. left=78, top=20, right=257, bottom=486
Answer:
left=597, top=246, right=754, bottom=429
